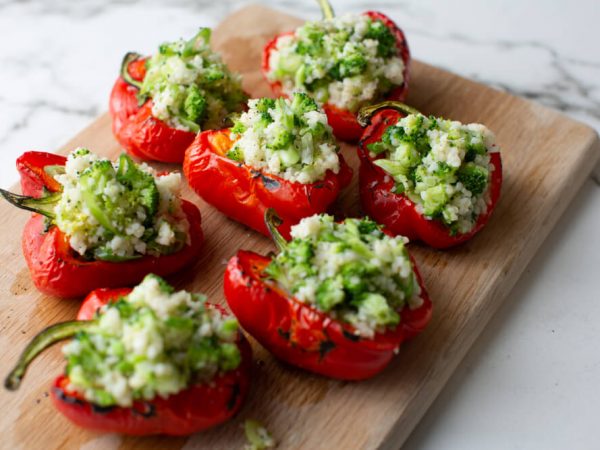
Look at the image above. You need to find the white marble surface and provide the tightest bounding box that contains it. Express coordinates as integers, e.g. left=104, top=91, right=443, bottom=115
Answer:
left=1, top=0, right=599, bottom=448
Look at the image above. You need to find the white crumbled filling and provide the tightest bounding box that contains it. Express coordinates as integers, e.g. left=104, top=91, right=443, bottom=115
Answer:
left=144, top=36, right=245, bottom=132
left=54, top=148, right=188, bottom=258
left=275, top=215, right=424, bottom=338
left=62, top=276, right=239, bottom=408
left=267, top=14, right=405, bottom=112
left=231, top=98, right=340, bottom=184
left=374, top=115, right=498, bottom=234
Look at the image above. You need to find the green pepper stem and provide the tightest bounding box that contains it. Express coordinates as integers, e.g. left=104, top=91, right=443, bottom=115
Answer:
left=120, top=52, right=143, bottom=89
left=357, top=101, right=422, bottom=127
left=0, top=189, right=60, bottom=219
left=316, top=0, right=335, bottom=20
left=264, top=208, right=287, bottom=252
left=5, top=320, right=94, bottom=391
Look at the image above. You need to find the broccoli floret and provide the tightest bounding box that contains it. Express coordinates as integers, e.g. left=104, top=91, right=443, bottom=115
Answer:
left=421, top=184, right=448, bottom=217
left=315, top=277, right=345, bottom=311
left=226, top=146, right=244, bottom=162
left=230, top=120, right=247, bottom=136
left=269, top=129, right=294, bottom=150
left=290, top=92, right=318, bottom=114
left=356, top=293, right=400, bottom=327
left=365, top=20, right=397, bottom=58
left=203, top=68, right=225, bottom=83
left=183, top=85, right=207, bottom=125
left=255, top=98, right=276, bottom=114
left=116, top=154, right=159, bottom=218
left=79, top=160, right=120, bottom=234
left=457, top=163, right=489, bottom=195
left=332, top=54, right=367, bottom=80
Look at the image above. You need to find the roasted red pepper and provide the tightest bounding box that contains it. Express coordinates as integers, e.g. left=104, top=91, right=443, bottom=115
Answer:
left=109, top=53, right=197, bottom=163
left=183, top=129, right=352, bottom=239
left=5, top=286, right=252, bottom=436
left=357, top=103, right=503, bottom=249
left=223, top=210, right=432, bottom=380
left=262, top=3, right=410, bottom=143
left=1, top=151, right=204, bottom=298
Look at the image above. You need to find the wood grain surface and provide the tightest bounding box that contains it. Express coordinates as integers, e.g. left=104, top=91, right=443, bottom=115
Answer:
left=0, top=5, right=598, bottom=450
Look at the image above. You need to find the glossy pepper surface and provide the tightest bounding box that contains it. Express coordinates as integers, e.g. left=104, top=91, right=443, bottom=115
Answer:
left=262, top=11, right=410, bottom=143
left=358, top=105, right=503, bottom=249
left=10, top=151, right=204, bottom=298
left=109, top=54, right=196, bottom=163
left=6, top=287, right=252, bottom=436
left=223, top=212, right=432, bottom=380
left=183, top=129, right=352, bottom=239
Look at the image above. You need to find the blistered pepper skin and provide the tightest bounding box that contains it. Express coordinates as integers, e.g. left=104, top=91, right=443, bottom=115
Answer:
left=183, top=129, right=353, bottom=239
left=51, top=288, right=252, bottom=436
left=358, top=109, right=503, bottom=249
left=262, top=11, right=411, bottom=143
left=16, top=151, right=204, bottom=298
left=224, top=250, right=432, bottom=380
left=109, top=57, right=196, bottom=163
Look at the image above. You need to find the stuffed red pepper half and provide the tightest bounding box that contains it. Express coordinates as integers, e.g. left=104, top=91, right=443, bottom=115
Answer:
left=262, top=0, right=410, bottom=142
left=357, top=102, right=503, bottom=249
left=110, top=28, right=248, bottom=163
left=224, top=209, right=432, bottom=380
left=184, top=93, right=352, bottom=239
left=0, top=148, right=203, bottom=298
left=4, top=274, right=252, bottom=435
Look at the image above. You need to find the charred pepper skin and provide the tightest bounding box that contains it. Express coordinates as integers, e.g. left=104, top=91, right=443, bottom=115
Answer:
left=262, top=11, right=411, bottom=143
left=50, top=287, right=252, bottom=436
left=183, top=129, right=353, bottom=239
left=15, top=151, right=204, bottom=298
left=224, top=250, right=432, bottom=381
left=109, top=56, right=196, bottom=163
left=358, top=109, right=503, bottom=249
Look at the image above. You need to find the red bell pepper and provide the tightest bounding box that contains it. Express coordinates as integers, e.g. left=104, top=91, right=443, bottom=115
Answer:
left=109, top=53, right=196, bottom=163
left=262, top=1, right=410, bottom=143
left=1, top=151, right=204, bottom=298
left=183, top=129, right=352, bottom=239
left=223, top=209, right=432, bottom=380
left=4, top=286, right=252, bottom=436
left=357, top=102, right=503, bottom=249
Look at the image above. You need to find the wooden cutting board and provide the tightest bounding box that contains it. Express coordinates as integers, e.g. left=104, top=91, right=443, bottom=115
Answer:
left=0, top=5, right=598, bottom=450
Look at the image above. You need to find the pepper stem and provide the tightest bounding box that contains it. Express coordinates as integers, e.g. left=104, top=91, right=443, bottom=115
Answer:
left=0, top=189, right=60, bottom=219
left=5, top=320, right=94, bottom=391
left=120, top=52, right=143, bottom=89
left=357, top=101, right=422, bottom=127
left=316, top=0, right=335, bottom=20
left=264, top=208, right=287, bottom=252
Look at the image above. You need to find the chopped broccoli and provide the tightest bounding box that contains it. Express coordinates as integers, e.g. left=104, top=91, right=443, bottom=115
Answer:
left=290, top=92, right=318, bottom=114
left=226, top=146, right=244, bottom=162
left=255, top=98, right=276, bottom=113
left=457, top=163, right=489, bottom=195
left=116, top=154, right=159, bottom=218
left=265, top=214, right=418, bottom=336
left=365, top=21, right=397, bottom=58
left=79, top=160, right=120, bottom=234
left=316, top=277, right=345, bottom=311
left=183, top=85, right=207, bottom=125
left=356, top=293, right=400, bottom=327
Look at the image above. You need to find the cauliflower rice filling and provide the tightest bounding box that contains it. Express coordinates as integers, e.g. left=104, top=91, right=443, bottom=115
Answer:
left=265, top=214, right=424, bottom=338
left=54, top=148, right=189, bottom=260
left=228, top=94, right=340, bottom=184
left=62, top=274, right=241, bottom=408
left=267, top=14, right=405, bottom=113
left=367, top=114, right=499, bottom=234
left=139, top=28, right=247, bottom=133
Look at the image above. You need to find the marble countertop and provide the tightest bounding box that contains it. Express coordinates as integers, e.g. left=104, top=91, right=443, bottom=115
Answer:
left=1, top=0, right=599, bottom=448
